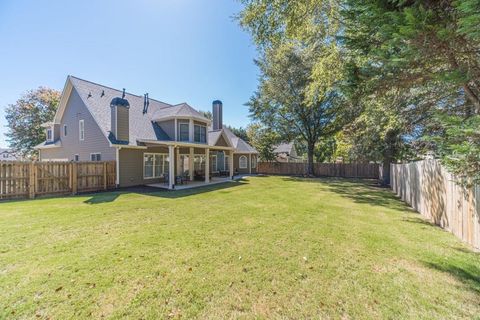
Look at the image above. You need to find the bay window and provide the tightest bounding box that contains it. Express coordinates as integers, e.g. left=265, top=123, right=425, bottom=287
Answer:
left=194, top=124, right=206, bottom=143
left=178, top=122, right=189, bottom=141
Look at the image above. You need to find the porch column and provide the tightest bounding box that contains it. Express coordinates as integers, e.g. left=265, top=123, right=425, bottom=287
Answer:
left=229, top=150, right=234, bottom=178
left=189, top=119, right=194, bottom=142
left=249, top=154, right=252, bottom=174
left=176, top=147, right=180, bottom=174
left=189, top=147, right=194, bottom=181
left=205, top=148, right=210, bottom=183
left=168, top=145, right=175, bottom=189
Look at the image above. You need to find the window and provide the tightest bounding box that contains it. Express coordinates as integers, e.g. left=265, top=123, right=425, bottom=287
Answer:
left=178, top=123, right=189, bottom=141
left=211, top=154, right=217, bottom=172
left=194, top=124, right=206, bottom=143
left=79, top=120, right=84, bottom=141
left=239, top=155, right=248, bottom=169
left=143, top=153, right=169, bottom=179
left=46, top=128, right=52, bottom=141
left=90, top=153, right=101, bottom=161
left=225, top=155, right=230, bottom=171
left=63, top=125, right=67, bottom=136
left=74, top=154, right=79, bottom=161
left=194, top=155, right=206, bottom=172
left=252, top=156, right=257, bottom=168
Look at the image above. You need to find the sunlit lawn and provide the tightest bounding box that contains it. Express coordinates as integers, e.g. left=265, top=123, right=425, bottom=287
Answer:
left=1, top=176, right=479, bottom=319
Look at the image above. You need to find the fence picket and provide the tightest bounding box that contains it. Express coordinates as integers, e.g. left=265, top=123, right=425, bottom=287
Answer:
left=0, top=160, right=116, bottom=200
left=257, top=162, right=380, bottom=179
left=391, top=160, right=479, bottom=250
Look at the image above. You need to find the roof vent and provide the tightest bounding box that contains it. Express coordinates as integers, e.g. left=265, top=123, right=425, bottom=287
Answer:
left=143, top=93, right=150, bottom=114
left=101, top=90, right=105, bottom=97
left=122, top=88, right=126, bottom=99
left=87, top=92, right=92, bottom=99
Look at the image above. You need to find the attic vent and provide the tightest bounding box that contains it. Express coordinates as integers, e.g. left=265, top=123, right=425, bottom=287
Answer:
left=143, top=93, right=150, bottom=114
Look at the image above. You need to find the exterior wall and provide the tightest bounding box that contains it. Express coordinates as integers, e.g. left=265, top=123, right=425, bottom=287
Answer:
left=118, top=146, right=169, bottom=187
left=233, top=154, right=258, bottom=174
left=39, top=87, right=115, bottom=161
left=158, top=120, right=175, bottom=140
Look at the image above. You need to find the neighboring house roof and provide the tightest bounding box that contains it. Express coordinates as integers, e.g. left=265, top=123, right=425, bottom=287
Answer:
left=274, top=142, right=294, bottom=154
left=0, top=148, right=21, bottom=160
left=37, top=75, right=257, bottom=154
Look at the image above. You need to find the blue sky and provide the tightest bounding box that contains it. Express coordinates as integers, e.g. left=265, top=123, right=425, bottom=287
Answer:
left=0, top=0, right=258, bottom=148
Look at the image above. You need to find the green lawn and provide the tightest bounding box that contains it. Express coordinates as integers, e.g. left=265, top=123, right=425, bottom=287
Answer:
left=1, top=176, right=479, bottom=319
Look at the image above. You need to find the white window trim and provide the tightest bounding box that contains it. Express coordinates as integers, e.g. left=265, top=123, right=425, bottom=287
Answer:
left=239, top=155, right=248, bottom=169
left=90, top=153, right=101, bottom=161
left=224, top=155, right=229, bottom=171
left=46, top=128, right=53, bottom=142
left=143, top=152, right=169, bottom=179
left=194, top=124, right=207, bottom=143
left=79, top=119, right=85, bottom=141
left=63, top=124, right=67, bottom=136
left=178, top=122, right=189, bottom=142
left=211, top=154, right=218, bottom=172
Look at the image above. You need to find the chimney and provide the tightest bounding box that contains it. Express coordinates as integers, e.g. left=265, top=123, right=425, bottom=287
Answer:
left=110, top=96, right=130, bottom=142
left=212, top=100, right=223, bottom=130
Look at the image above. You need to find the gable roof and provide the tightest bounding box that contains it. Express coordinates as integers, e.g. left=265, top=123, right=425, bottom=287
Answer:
left=151, top=103, right=209, bottom=123
left=49, top=76, right=257, bottom=153
left=274, top=142, right=294, bottom=154
left=223, top=127, right=257, bottom=153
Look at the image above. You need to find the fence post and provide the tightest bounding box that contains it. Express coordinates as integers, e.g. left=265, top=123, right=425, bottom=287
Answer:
left=29, top=161, right=35, bottom=199
left=103, top=162, right=107, bottom=190
left=72, top=162, right=78, bottom=195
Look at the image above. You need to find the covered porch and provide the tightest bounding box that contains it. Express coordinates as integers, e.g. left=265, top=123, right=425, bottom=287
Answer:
left=138, top=140, right=234, bottom=190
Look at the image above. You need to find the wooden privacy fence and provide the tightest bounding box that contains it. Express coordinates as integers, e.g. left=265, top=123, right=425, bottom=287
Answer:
left=0, top=161, right=116, bottom=200
left=391, top=159, right=480, bottom=250
left=257, top=162, right=380, bottom=179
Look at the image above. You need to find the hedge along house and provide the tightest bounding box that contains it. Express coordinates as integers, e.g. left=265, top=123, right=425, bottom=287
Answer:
left=35, top=76, right=258, bottom=189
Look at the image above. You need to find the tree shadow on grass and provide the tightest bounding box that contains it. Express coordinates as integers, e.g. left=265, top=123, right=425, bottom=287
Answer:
left=282, top=176, right=413, bottom=212
left=83, top=179, right=249, bottom=204
left=422, top=258, right=480, bottom=294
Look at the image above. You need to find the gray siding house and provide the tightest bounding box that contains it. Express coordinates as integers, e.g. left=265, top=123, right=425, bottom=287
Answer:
left=35, top=76, right=258, bottom=189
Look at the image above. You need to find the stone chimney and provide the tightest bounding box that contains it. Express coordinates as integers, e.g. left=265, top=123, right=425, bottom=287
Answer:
left=212, top=100, right=223, bottom=130
left=110, top=94, right=130, bottom=142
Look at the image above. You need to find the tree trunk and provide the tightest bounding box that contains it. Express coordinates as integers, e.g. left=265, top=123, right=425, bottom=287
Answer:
left=381, top=132, right=396, bottom=186
left=381, top=157, right=391, bottom=186
left=462, top=84, right=480, bottom=114
left=307, top=143, right=315, bottom=176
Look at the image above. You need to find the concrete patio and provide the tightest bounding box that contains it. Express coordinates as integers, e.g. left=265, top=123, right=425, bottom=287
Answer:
left=146, top=175, right=243, bottom=190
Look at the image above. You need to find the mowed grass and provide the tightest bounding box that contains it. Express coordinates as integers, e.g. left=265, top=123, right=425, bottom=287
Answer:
left=1, top=176, right=480, bottom=319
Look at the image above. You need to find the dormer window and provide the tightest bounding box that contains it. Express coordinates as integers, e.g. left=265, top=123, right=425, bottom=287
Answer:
left=178, top=122, right=189, bottom=142
left=194, top=124, right=206, bottom=143
left=46, top=128, right=53, bottom=141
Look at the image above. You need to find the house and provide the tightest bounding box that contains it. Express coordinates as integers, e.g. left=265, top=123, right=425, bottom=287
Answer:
left=35, top=76, right=258, bottom=189
left=0, top=148, right=22, bottom=161
left=273, top=142, right=302, bottom=163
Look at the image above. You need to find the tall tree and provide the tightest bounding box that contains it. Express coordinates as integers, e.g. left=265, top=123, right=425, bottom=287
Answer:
left=225, top=125, right=250, bottom=143
left=246, top=123, right=279, bottom=161
left=247, top=43, right=343, bottom=174
left=5, top=87, right=60, bottom=158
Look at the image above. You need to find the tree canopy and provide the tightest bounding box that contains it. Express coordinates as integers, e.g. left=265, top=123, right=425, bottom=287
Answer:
left=5, top=87, right=60, bottom=158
